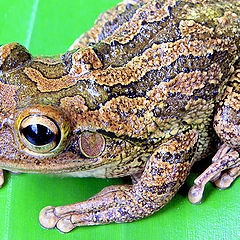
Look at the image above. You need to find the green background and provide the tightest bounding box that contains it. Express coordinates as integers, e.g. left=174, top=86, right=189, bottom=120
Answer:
left=0, top=0, right=239, bottom=239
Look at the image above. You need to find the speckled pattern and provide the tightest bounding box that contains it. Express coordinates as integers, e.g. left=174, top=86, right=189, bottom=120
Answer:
left=0, top=0, right=239, bottom=233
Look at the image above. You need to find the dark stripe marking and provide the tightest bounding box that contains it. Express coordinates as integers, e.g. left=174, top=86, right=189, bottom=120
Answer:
left=93, top=2, right=183, bottom=69
left=98, top=3, right=141, bottom=42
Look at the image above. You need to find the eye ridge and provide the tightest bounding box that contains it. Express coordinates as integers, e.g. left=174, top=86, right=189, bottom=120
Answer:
left=22, top=124, right=55, bottom=146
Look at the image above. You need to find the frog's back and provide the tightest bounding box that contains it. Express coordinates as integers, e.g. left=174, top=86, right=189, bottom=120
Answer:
left=66, top=0, right=240, bottom=141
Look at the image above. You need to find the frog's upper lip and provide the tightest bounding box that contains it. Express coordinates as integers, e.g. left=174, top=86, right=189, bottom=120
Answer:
left=0, top=151, right=104, bottom=174
left=0, top=148, right=107, bottom=174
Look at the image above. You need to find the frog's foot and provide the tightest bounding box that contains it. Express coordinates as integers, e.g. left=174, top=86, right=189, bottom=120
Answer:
left=0, top=169, right=4, bottom=188
left=40, top=129, right=198, bottom=233
left=188, top=143, right=240, bottom=204
left=39, top=185, right=140, bottom=233
left=214, top=166, right=240, bottom=189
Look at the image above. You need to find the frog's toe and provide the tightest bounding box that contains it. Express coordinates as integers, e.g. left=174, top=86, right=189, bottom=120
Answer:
left=188, top=185, right=204, bottom=204
left=0, top=169, right=4, bottom=188
left=214, top=166, right=240, bottom=189
left=39, top=206, right=59, bottom=229
left=56, top=216, right=75, bottom=233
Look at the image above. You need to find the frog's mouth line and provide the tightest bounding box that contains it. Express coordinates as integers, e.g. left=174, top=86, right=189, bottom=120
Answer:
left=0, top=153, right=113, bottom=175
left=0, top=161, right=115, bottom=177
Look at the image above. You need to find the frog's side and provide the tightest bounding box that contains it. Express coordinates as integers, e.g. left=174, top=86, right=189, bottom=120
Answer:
left=0, top=0, right=239, bottom=233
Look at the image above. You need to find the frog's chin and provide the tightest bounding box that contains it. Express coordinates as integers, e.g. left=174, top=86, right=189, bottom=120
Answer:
left=58, top=167, right=109, bottom=178
left=1, top=165, right=109, bottom=178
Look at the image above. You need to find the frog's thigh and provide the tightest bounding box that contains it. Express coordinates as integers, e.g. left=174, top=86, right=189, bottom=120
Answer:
left=207, top=68, right=240, bottom=189
left=188, top=67, right=240, bottom=203
left=39, top=129, right=198, bottom=233
left=214, top=68, right=240, bottom=149
left=0, top=169, right=4, bottom=188
left=190, top=67, right=240, bottom=204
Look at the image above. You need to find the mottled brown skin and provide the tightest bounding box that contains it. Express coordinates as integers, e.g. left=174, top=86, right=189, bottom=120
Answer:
left=0, top=0, right=240, bottom=233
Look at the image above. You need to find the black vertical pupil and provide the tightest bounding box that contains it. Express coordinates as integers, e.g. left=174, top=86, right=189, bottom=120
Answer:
left=22, top=124, right=54, bottom=146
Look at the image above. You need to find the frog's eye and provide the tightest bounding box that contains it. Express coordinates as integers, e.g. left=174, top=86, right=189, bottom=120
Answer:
left=79, top=132, right=105, bottom=158
left=19, top=115, right=61, bottom=153
left=15, top=105, right=70, bottom=157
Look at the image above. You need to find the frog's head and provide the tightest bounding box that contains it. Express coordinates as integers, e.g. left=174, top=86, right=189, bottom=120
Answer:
left=0, top=43, right=146, bottom=174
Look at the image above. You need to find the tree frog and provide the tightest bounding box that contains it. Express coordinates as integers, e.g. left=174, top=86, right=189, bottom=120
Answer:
left=0, top=0, right=239, bottom=233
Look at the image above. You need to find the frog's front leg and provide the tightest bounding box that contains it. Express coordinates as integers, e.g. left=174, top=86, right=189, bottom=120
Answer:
left=189, top=67, right=240, bottom=204
left=39, top=129, right=198, bottom=233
